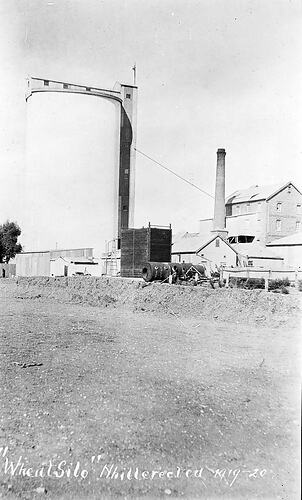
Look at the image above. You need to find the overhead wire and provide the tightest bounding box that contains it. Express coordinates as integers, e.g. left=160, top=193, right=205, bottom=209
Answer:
left=134, top=147, right=214, bottom=199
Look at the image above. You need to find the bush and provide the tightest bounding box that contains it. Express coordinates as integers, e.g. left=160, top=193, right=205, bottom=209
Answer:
left=269, top=278, right=290, bottom=290
left=229, top=277, right=265, bottom=289
left=229, top=277, right=291, bottom=291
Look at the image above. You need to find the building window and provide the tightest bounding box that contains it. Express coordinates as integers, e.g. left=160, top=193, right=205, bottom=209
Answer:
left=122, top=205, right=127, bottom=211
left=44, top=80, right=49, bottom=86
left=215, top=239, right=220, bottom=247
left=297, top=204, right=301, bottom=214
left=226, top=204, right=232, bottom=216
left=63, top=83, right=68, bottom=89
left=248, top=260, right=253, bottom=267
left=296, top=220, right=301, bottom=231
left=276, top=219, right=282, bottom=231
left=246, top=203, right=251, bottom=213
left=126, top=93, right=131, bottom=99
left=124, top=169, right=129, bottom=174
left=276, top=202, right=282, bottom=212
left=236, top=205, right=240, bottom=214
left=288, top=185, right=292, bottom=193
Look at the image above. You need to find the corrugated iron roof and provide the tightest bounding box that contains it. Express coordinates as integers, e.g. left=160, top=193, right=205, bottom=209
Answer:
left=232, top=242, right=283, bottom=259
left=266, top=231, right=302, bottom=246
left=172, top=232, right=205, bottom=253
left=226, top=181, right=300, bottom=204
left=172, top=233, right=238, bottom=255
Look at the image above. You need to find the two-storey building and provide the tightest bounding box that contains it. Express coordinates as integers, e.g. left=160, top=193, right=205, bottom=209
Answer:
left=224, top=181, right=301, bottom=245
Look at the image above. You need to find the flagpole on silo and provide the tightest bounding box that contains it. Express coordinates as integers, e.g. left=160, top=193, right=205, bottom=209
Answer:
left=132, top=63, right=136, bottom=86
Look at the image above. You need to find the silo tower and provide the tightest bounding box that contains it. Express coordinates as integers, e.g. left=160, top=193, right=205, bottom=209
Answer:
left=24, top=77, right=137, bottom=256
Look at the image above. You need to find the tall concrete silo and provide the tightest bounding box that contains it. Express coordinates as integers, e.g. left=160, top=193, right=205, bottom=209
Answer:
left=23, top=77, right=137, bottom=256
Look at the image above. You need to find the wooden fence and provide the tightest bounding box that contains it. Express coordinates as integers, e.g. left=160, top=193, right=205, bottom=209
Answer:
left=222, top=267, right=302, bottom=291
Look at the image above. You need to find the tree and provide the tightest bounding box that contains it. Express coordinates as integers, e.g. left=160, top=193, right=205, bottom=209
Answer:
left=0, top=221, right=23, bottom=263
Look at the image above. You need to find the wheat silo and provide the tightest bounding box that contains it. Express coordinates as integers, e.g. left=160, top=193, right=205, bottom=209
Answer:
left=23, top=77, right=137, bottom=257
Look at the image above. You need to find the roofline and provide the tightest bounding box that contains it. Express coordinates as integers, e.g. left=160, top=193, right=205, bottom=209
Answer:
left=29, top=76, right=121, bottom=94
left=50, top=257, right=97, bottom=264
left=267, top=242, right=302, bottom=247
left=266, top=181, right=301, bottom=200
left=19, top=247, right=93, bottom=255
left=196, top=235, right=239, bottom=255
left=171, top=251, right=199, bottom=255
left=225, top=199, right=266, bottom=205
left=226, top=181, right=301, bottom=204
left=246, top=255, right=284, bottom=260
left=70, top=261, right=98, bottom=265
left=18, top=250, right=50, bottom=255
left=121, top=83, right=138, bottom=89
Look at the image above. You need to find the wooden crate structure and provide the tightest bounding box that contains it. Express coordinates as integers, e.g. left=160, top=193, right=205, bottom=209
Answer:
left=121, top=225, right=172, bottom=278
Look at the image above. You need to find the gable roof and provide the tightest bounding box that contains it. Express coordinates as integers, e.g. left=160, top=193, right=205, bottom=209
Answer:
left=50, top=256, right=70, bottom=263
left=226, top=182, right=300, bottom=205
left=172, top=232, right=239, bottom=255
left=172, top=232, right=207, bottom=254
left=266, top=231, right=302, bottom=246
left=196, top=235, right=239, bottom=255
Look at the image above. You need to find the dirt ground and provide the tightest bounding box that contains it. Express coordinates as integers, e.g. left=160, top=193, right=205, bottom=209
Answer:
left=0, top=279, right=301, bottom=499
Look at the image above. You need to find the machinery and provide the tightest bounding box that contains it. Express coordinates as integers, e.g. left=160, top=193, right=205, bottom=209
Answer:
left=142, top=262, right=222, bottom=287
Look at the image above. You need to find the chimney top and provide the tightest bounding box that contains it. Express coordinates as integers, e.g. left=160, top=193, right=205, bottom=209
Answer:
left=217, top=148, right=226, bottom=155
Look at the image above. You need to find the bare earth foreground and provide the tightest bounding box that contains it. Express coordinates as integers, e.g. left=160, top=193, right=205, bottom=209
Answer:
left=0, top=278, right=301, bottom=500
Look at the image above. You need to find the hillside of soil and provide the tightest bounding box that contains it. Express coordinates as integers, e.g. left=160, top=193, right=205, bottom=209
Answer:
left=10, top=276, right=302, bottom=328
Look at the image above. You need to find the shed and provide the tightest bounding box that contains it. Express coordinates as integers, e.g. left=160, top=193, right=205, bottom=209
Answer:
left=172, top=233, right=242, bottom=270
left=50, top=257, right=69, bottom=277
left=232, top=242, right=284, bottom=269
left=266, top=231, right=302, bottom=269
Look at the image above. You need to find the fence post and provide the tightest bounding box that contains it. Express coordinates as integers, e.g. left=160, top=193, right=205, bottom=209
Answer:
left=225, top=272, right=229, bottom=288
left=219, top=266, right=224, bottom=287
left=295, top=270, right=299, bottom=290
left=265, top=277, right=269, bottom=291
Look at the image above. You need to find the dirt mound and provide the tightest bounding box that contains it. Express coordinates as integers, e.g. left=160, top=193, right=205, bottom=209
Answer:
left=12, top=276, right=301, bottom=328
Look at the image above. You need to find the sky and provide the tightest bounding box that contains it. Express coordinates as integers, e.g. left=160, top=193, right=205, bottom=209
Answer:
left=0, top=0, right=301, bottom=250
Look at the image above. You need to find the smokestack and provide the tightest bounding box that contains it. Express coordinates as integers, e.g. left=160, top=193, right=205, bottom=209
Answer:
left=212, top=148, right=228, bottom=240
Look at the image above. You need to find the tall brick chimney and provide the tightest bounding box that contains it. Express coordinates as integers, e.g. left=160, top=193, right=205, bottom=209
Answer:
left=211, top=148, right=228, bottom=240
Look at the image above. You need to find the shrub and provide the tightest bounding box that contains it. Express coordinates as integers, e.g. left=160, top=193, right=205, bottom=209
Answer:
left=269, top=278, right=290, bottom=290
left=229, top=277, right=291, bottom=291
left=229, top=277, right=265, bottom=289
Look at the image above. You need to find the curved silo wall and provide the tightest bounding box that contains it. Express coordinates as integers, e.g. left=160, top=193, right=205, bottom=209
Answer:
left=23, top=91, right=120, bottom=256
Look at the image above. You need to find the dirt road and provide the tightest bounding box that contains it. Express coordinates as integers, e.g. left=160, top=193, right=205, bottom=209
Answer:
left=0, top=281, right=300, bottom=499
